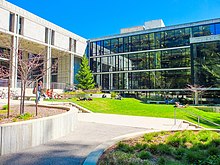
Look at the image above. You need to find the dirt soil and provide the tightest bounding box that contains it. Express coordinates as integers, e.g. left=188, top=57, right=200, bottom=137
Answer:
left=0, top=104, right=67, bottom=124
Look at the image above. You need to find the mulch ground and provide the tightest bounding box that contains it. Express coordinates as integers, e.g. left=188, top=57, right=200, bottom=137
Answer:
left=0, top=104, right=67, bottom=124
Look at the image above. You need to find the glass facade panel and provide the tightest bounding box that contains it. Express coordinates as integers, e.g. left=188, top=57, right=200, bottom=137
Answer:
left=193, top=41, right=220, bottom=87
left=131, top=35, right=140, bottom=51
left=104, top=40, right=110, bottom=55
left=140, top=34, right=149, bottom=50
left=110, top=38, right=118, bottom=54
left=216, top=23, right=220, bottom=35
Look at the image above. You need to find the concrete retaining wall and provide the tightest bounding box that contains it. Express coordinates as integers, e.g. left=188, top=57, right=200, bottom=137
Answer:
left=0, top=106, right=78, bottom=155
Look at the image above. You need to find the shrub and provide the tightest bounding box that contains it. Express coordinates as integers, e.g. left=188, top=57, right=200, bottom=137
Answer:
left=2, top=104, right=8, bottom=110
left=12, top=118, right=18, bottom=122
left=17, top=112, right=33, bottom=120
left=134, top=143, right=148, bottom=151
left=199, top=155, right=220, bottom=165
left=173, top=147, right=186, bottom=159
left=117, top=142, right=134, bottom=153
left=137, top=150, right=152, bottom=160
left=158, top=157, right=166, bottom=165
left=110, top=92, right=117, bottom=99
left=184, top=150, right=206, bottom=164
left=207, top=146, right=220, bottom=156
left=143, top=132, right=160, bottom=142
left=156, top=144, right=173, bottom=155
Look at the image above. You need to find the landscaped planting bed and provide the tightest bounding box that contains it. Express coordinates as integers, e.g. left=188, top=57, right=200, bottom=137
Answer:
left=0, top=104, right=67, bottom=124
left=98, top=130, right=220, bottom=165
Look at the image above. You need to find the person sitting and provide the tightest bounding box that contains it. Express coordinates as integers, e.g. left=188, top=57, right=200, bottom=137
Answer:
left=115, top=94, right=122, bottom=100
left=174, top=102, right=188, bottom=108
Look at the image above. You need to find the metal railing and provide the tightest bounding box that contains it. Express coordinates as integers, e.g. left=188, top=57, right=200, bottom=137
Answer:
left=174, top=106, right=220, bottom=128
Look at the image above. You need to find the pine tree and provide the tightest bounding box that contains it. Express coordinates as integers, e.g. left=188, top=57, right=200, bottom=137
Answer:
left=76, top=55, right=95, bottom=90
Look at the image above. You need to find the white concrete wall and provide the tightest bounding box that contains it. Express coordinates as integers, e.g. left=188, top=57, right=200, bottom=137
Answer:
left=0, top=106, right=78, bottom=155
left=54, top=32, right=69, bottom=50
left=0, top=7, right=10, bottom=31
left=24, top=19, right=45, bottom=42
left=76, top=40, right=86, bottom=56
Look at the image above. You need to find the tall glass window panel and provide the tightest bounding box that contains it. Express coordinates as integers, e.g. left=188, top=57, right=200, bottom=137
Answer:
left=216, top=23, right=220, bottom=35
left=149, top=33, right=155, bottom=50
left=96, top=41, right=102, bottom=55
left=110, top=38, right=119, bottom=54
left=161, top=50, right=171, bottom=68
left=140, top=72, right=148, bottom=89
left=183, top=28, right=190, bottom=45
left=140, top=34, right=149, bottom=50
left=118, top=73, right=124, bottom=89
left=101, top=57, right=110, bottom=72
left=131, top=72, right=139, bottom=89
left=90, top=58, right=97, bottom=72
left=118, top=38, right=124, bottom=53
left=102, top=74, right=109, bottom=90
left=149, top=52, right=160, bottom=69
left=118, top=56, right=124, bottom=71
left=137, top=53, right=148, bottom=70
left=124, top=54, right=130, bottom=71
left=97, top=58, right=101, bottom=72
left=160, top=32, right=165, bottom=48
left=104, top=40, right=110, bottom=55
left=123, top=37, right=129, bottom=52
left=113, top=73, right=119, bottom=90
left=154, top=32, right=161, bottom=49
left=129, top=54, right=138, bottom=70
left=131, top=35, right=140, bottom=51
left=202, top=24, right=215, bottom=36
left=175, top=28, right=185, bottom=46
left=165, top=30, right=175, bottom=48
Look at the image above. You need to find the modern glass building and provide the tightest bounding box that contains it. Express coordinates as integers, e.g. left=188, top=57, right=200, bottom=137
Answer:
left=88, top=18, right=220, bottom=103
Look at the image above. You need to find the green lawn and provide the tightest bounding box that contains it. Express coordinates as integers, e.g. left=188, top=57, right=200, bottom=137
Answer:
left=48, top=98, right=220, bottom=129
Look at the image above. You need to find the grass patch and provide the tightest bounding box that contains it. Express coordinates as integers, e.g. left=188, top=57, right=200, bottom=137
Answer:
left=98, top=130, right=220, bottom=165
left=16, top=112, right=33, bottom=120
left=46, top=98, right=220, bottom=129
left=63, top=98, right=220, bottom=129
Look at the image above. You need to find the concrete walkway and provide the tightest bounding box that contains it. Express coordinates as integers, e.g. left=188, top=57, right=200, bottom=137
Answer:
left=0, top=121, right=147, bottom=165
left=0, top=99, right=192, bottom=164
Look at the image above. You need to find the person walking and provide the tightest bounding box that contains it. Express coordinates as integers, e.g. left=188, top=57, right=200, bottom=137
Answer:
left=36, top=81, right=43, bottom=103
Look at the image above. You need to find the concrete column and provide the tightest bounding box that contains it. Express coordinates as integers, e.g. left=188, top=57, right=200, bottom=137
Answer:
left=44, top=28, right=51, bottom=89
left=10, top=36, right=18, bottom=88
left=45, top=46, right=51, bottom=89
left=70, top=53, right=74, bottom=85
left=10, top=14, right=19, bottom=88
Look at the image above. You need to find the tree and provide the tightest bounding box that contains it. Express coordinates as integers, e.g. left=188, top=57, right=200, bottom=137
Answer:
left=0, top=40, right=58, bottom=115
left=76, top=55, right=95, bottom=90
left=186, top=84, right=211, bottom=105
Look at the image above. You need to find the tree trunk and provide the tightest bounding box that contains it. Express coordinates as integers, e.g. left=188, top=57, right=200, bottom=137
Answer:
left=20, top=81, right=23, bottom=114
left=194, top=91, right=199, bottom=105
left=22, top=82, right=26, bottom=114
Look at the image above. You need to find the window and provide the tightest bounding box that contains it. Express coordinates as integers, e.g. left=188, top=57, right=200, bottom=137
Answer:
left=45, top=28, right=49, bottom=43
left=18, top=16, right=24, bottom=35
left=51, top=58, right=58, bottom=82
left=9, top=13, right=15, bottom=32
left=51, top=30, right=55, bottom=45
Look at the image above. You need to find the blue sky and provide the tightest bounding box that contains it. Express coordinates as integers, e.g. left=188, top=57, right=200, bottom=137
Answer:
left=6, top=0, right=220, bottom=39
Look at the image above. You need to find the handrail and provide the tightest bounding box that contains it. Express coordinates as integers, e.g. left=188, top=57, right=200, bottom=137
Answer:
left=175, top=107, right=220, bottom=127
